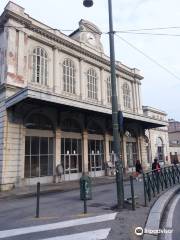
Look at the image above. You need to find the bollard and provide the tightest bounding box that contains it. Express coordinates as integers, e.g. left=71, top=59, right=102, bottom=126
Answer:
left=36, top=182, right=40, bottom=218
left=83, top=179, right=87, bottom=214
left=130, top=176, right=135, bottom=210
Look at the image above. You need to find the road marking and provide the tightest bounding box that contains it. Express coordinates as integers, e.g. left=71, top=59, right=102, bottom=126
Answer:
left=165, top=194, right=180, bottom=240
left=40, top=228, right=111, bottom=240
left=0, top=212, right=117, bottom=238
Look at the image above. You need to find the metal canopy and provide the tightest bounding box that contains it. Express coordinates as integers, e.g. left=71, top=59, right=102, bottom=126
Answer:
left=5, top=87, right=167, bottom=130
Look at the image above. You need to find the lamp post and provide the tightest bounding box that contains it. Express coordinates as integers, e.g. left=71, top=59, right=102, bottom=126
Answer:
left=83, top=0, right=124, bottom=209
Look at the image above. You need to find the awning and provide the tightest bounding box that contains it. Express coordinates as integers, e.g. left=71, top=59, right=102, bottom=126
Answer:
left=6, top=86, right=168, bottom=129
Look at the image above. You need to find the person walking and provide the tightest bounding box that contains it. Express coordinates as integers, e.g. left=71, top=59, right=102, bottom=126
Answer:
left=152, top=158, right=161, bottom=172
left=135, top=160, right=143, bottom=181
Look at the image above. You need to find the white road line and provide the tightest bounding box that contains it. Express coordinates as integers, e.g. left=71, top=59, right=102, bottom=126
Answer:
left=0, top=212, right=117, bottom=239
left=40, top=228, right=111, bottom=240
left=165, top=194, right=180, bottom=240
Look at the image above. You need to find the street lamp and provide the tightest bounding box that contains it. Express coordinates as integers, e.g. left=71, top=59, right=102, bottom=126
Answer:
left=83, top=0, right=124, bottom=209
left=83, top=0, right=93, bottom=7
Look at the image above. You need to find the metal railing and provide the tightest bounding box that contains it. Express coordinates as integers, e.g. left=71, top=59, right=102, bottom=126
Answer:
left=143, top=164, right=180, bottom=206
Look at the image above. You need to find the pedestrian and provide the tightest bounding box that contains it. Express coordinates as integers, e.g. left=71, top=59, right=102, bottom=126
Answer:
left=135, top=160, right=143, bottom=181
left=152, top=158, right=160, bottom=172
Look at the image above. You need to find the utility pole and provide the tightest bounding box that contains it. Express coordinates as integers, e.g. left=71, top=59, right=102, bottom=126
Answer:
left=83, top=0, right=124, bottom=209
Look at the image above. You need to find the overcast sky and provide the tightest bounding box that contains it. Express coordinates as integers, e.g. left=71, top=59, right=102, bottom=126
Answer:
left=1, top=0, right=180, bottom=120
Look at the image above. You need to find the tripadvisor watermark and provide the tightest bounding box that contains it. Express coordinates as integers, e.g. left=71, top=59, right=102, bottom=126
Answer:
left=135, top=227, right=173, bottom=236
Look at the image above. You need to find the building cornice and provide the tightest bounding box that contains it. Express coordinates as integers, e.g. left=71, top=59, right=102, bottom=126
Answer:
left=0, top=8, right=143, bottom=80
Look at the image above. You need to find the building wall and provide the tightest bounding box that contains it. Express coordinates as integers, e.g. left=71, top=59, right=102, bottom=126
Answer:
left=169, top=132, right=180, bottom=144
left=0, top=2, right=170, bottom=190
left=1, top=2, right=143, bottom=117
left=0, top=93, right=6, bottom=189
left=149, top=127, right=170, bottom=165
left=0, top=27, right=8, bottom=84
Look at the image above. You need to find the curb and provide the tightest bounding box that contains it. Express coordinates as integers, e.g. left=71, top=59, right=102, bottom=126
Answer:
left=143, top=185, right=180, bottom=240
left=0, top=177, right=119, bottom=200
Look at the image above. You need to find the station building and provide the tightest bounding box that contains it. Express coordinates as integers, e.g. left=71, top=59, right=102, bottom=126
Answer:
left=0, top=2, right=169, bottom=190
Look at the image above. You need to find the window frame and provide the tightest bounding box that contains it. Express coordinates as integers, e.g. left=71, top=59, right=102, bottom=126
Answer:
left=63, top=58, right=76, bottom=94
left=32, top=47, right=48, bottom=85
left=87, top=68, right=97, bottom=100
left=123, top=83, right=131, bottom=109
left=107, top=76, right=112, bottom=104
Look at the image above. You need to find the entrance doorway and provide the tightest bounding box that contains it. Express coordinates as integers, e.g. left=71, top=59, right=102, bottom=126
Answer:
left=88, top=139, right=104, bottom=177
left=125, top=130, right=138, bottom=171
left=61, top=138, right=82, bottom=180
left=25, top=136, right=53, bottom=178
left=24, top=113, right=54, bottom=185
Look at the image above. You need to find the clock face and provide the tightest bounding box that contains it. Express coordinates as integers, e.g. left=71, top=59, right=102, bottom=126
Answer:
left=86, top=33, right=96, bottom=45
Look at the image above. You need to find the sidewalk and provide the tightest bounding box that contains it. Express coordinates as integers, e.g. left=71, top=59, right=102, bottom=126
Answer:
left=0, top=176, right=118, bottom=200
left=0, top=176, right=147, bottom=240
left=0, top=175, right=175, bottom=240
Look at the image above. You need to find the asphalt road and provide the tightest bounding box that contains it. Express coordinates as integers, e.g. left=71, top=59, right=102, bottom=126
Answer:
left=160, top=192, right=180, bottom=240
left=0, top=181, right=146, bottom=240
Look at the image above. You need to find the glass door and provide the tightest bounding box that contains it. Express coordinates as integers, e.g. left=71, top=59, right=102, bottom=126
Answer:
left=61, top=138, right=82, bottom=180
left=25, top=136, right=53, bottom=178
left=88, top=139, right=104, bottom=177
left=126, top=142, right=137, bottom=169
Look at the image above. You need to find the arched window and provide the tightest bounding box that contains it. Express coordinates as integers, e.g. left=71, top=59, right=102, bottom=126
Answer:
left=24, top=113, right=54, bottom=178
left=63, top=59, right=75, bottom=94
left=24, top=113, right=53, bottom=130
left=107, top=76, right=112, bottom=103
left=123, top=83, right=131, bottom=109
left=157, top=137, right=164, bottom=161
left=87, top=68, right=97, bottom=99
left=32, top=47, right=48, bottom=85
left=125, top=130, right=137, bottom=168
left=61, top=118, right=81, bottom=133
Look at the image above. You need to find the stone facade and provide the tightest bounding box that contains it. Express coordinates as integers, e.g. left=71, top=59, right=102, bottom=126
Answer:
left=168, top=119, right=180, bottom=163
left=0, top=2, right=170, bottom=190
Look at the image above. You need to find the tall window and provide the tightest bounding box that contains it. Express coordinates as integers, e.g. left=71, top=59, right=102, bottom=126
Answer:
left=32, top=47, right=48, bottom=85
left=157, top=137, right=164, bottom=161
left=25, top=136, right=53, bottom=178
left=123, top=83, right=131, bottom=109
left=63, top=59, right=75, bottom=94
left=87, top=68, right=97, bottom=100
left=107, top=76, right=112, bottom=103
left=24, top=114, right=54, bottom=178
left=125, top=130, right=137, bottom=168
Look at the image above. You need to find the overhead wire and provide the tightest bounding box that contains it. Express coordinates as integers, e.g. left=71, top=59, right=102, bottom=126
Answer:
left=1, top=24, right=180, bottom=81
left=116, top=26, right=180, bottom=32
left=115, top=33, right=180, bottom=82
left=115, top=31, right=180, bottom=37
left=2, top=25, right=180, bottom=37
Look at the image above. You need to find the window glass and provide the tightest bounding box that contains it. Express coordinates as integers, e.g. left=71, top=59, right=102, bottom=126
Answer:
left=123, top=83, right=131, bottom=109
left=25, top=136, right=53, bottom=178
left=32, top=47, right=48, bottom=85
left=87, top=68, right=97, bottom=99
left=49, top=138, right=53, bottom=154
left=63, top=59, right=75, bottom=94
left=61, top=139, right=64, bottom=154
left=40, top=155, right=48, bottom=176
left=107, top=76, right=112, bottom=103
left=24, top=156, right=30, bottom=178
left=72, top=139, right=77, bottom=154
left=31, top=155, right=39, bottom=177
left=40, top=137, right=48, bottom=154
left=65, top=138, right=71, bottom=154
left=31, top=137, right=39, bottom=155
left=25, top=136, right=30, bottom=155
left=48, top=155, right=53, bottom=175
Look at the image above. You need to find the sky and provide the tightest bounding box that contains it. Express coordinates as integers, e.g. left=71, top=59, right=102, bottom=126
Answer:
left=0, top=0, right=180, bottom=120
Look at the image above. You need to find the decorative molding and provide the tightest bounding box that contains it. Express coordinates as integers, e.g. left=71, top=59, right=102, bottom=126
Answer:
left=0, top=9, right=144, bottom=81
